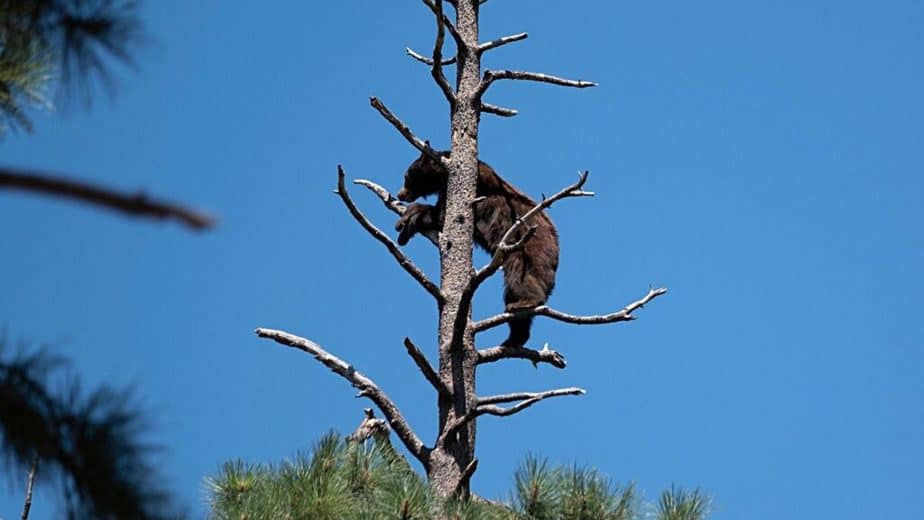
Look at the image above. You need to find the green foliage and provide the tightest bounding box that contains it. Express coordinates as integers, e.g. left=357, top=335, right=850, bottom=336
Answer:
left=208, top=438, right=710, bottom=520
left=0, top=5, right=54, bottom=132
left=0, top=0, right=145, bottom=133
left=510, top=455, right=635, bottom=520
left=656, top=486, right=710, bottom=520
left=511, top=455, right=558, bottom=518
left=208, top=433, right=436, bottom=520
left=0, top=340, right=178, bottom=519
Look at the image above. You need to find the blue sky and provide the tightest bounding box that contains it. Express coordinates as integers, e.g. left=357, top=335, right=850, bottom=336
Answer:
left=2, top=1, right=923, bottom=518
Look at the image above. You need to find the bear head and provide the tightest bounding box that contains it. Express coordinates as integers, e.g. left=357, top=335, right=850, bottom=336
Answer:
left=397, top=151, right=449, bottom=202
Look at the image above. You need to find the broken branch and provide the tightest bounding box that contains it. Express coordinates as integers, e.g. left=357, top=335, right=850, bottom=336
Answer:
left=478, top=32, right=528, bottom=54
left=255, top=328, right=429, bottom=463
left=369, top=97, right=444, bottom=164
left=337, top=166, right=442, bottom=302
left=476, top=343, right=567, bottom=369
left=347, top=408, right=390, bottom=443
left=481, top=102, right=518, bottom=117
left=21, top=456, right=38, bottom=520
left=404, top=337, right=452, bottom=399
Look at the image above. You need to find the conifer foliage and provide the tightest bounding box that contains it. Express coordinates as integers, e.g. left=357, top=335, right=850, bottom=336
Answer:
left=208, top=434, right=710, bottom=520
left=0, top=0, right=144, bottom=133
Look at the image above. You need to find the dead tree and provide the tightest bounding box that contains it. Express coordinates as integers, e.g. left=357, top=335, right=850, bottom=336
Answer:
left=255, top=1, right=666, bottom=498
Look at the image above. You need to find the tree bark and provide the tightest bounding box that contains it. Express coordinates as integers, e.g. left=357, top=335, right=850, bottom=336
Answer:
left=427, top=0, right=481, bottom=498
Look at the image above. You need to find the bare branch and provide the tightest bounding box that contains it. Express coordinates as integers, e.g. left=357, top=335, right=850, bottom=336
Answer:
left=476, top=387, right=585, bottom=417
left=454, top=458, right=479, bottom=497
left=21, top=456, right=38, bottom=520
left=429, top=0, right=456, bottom=106
left=478, top=32, right=528, bottom=54
left=477, top=386, right=585, bottom=406
left=406, top=47, right=456, bottom=66
left=477, top=343, right=567, bottom=369
left=461, top=172, right=592, bottom=320
left=353, top=179, right=440, bottom=247
left=369, top=97, right=444, bottom=164
left=336, top=166, right=442, bottom=301
left=0, top=168, right=215, bottom=231
left=421, top=0, right=463, bottom=46
left=450, top=172, right=592, bottom=349
left=347, top=408, right=390, bottom=443
left=478, top=69, right=597, bottom=98
left=255, top=328, right=429, bottom=463
left=481, top=102, right=518, bottom=117
left=474, top=286, right=668, bottom=333
left=443, top=386, right=586, bottom=442
left=495, top=170, right=591, bottom=257
left=404, top=337, right=452, bottom=399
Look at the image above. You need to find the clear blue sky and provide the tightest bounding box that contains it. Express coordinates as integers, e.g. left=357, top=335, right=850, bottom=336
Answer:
left=2, top=1, right=922, bottom=518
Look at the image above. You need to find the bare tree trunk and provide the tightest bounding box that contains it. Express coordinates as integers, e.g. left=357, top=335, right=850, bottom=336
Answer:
left=428, top=0, right=481, bottom=498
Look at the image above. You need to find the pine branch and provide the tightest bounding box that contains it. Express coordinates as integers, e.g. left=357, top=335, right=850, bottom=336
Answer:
left=336, top=166, right=442, bottom=302
left=0, top=168, right=215, bottom=230
left=254, top=328, right=429, bottom=464
left=0, top=345, right=177, bottom=519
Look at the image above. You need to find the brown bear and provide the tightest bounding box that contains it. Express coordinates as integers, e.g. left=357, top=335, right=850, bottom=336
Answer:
left=395, top=151, right=559, bottom=348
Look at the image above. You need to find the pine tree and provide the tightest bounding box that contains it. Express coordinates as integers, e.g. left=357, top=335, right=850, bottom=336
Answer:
left=208, top=432, right=710, bottom=520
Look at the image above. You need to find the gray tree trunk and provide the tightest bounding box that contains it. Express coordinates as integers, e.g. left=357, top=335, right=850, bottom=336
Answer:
left=428, top=0, right=481, bottom=498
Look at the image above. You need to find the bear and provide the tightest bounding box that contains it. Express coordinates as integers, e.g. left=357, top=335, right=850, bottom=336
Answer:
left=394, top=151, right=559, bottom=348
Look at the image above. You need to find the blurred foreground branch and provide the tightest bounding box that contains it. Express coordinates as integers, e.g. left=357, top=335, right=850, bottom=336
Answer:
left=0, top=168, right=215, bottom=230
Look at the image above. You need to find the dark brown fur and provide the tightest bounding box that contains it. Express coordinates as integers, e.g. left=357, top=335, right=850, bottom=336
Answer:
left=395, top=151, right=559, bottom=347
